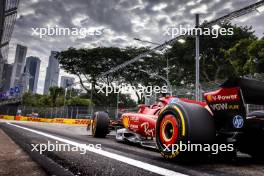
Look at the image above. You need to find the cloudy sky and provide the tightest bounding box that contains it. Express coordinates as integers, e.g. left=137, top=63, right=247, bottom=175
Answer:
left=7, top=0, right=264, bottom=94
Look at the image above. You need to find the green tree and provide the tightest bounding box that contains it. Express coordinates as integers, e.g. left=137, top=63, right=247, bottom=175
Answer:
left=67, top=97, right=92, bottom=106
left=248, top=37, right=264, bottom=73
left=38, top=95, right=51, bottom=107
left=22, top=93, right=38, bottom=106
left=49, top=87, right=65, bottom=107
left=223, top=38, right=255, bottom=76
left=167, top=23, right=257, bottom=84
left=57, top=47, right=164, bottom=104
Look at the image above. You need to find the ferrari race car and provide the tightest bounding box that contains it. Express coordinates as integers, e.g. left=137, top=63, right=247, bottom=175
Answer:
left=89, top=77, right=264, bottom=159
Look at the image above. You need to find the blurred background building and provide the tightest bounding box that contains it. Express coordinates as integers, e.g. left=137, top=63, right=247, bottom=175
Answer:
left=10, top=44, right=27, bottom=89
left=24, top=56, right=41, bottom=93
left=1, top=63, right=12, bottom=91
left=44, top=51, right=60, bottom=94
left=0, top=0, right=20, bottom=91
left=60, top=76, right=75, bottom=89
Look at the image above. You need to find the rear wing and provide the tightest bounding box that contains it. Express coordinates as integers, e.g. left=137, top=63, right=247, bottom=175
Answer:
left=220, top=77, right=264, bottom=105
left=204, top=82, right=246, bottom=131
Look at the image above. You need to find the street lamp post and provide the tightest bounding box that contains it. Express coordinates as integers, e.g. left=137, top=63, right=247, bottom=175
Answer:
left=116, top=82, right=119, bottom=119
left=134, top=38, right=173, bottom=95
left=195, top=14, right=200, bottom=101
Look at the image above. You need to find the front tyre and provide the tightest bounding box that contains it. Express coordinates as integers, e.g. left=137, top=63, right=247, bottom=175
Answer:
left=156, top=102, right=215, bottom=159
left=91, top=111, right=110, bottom=138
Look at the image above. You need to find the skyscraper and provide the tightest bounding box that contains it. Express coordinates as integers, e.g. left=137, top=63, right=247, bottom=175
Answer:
left=44, top=51, right=60, bottom=94
left=10, top=44, right=27, bottom=89
left=1, top=63, right=13, bottom=91
left=24, top=56, right=41, bottom=93
left=0, top=0, right=20, bottom=86
left=60, top=76, right=75, bottom=89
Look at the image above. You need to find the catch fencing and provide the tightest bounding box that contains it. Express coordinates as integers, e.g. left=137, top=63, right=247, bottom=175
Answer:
left=0, top=105, right=138, bottom=119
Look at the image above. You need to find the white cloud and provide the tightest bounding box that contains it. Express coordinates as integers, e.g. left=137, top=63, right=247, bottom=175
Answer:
left=190, top=4, right=208, bottom=14
left=152, top=3, right=167, bottom=11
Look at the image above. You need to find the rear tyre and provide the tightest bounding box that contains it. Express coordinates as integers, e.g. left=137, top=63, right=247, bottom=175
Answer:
left=92, top=111, right=110, bottom=138
left=156, top=102, right=215, bottom=159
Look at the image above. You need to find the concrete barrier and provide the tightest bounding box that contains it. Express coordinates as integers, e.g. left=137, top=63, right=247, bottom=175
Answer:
left=0, top=115, right=15, bottom=120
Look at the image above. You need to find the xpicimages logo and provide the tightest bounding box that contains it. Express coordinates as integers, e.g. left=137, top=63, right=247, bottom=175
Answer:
left=164, top=24, right=234, bottom=38
left=163, top=141, right=234, bottom=155
left=31, top=26, right=105, bottom=38
left=31, top=141, right=101, bottom=154
left=97, top=84, right=168, bottom=96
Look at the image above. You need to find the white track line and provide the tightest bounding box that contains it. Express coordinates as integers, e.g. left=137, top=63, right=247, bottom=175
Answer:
left=7, top=122, right=188, bottom=176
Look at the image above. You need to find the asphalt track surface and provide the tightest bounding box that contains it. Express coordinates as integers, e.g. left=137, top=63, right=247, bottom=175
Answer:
left=0, top=121, right=264, bottom=176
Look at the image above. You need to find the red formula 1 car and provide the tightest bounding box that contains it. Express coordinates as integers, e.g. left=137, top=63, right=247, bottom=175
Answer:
left=89, top=77, right=264, bottom=159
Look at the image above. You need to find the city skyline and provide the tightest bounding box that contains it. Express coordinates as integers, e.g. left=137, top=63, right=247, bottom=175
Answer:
left=1, top=43, right=65, bottom=95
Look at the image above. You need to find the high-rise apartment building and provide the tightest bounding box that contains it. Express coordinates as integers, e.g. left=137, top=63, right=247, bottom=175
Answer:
left=0, top=0, right=19, bottom=87
left=24, top=56, right=41, bottom=93
left=1, top=63, right=13, bottom=91
left=10, top=44, right=27, bottom=89
left=44, top=51, right=60, bottom=94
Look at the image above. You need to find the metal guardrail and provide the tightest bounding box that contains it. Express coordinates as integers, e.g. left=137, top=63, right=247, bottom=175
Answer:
left=0, top=97, right=21, bottom=105
left=247, top=104, right=264, bottom=113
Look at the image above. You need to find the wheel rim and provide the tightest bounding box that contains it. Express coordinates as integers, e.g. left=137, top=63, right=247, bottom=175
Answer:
left=164, top=121, right=173, bottom=140
left=159, top=114, right=179, bottom=146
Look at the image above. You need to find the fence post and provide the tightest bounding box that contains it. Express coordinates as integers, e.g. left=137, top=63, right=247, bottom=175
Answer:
left=67, top=106, right=69, bottom=118
left=76, top=107, right=79, bottom=119
left=23, top=106, right=25, bottom=116
left=7, top=108, right=9, bottom=115
left=70, top=107, right=73, bottom=118
left=60, top=107, right=62, bottom=118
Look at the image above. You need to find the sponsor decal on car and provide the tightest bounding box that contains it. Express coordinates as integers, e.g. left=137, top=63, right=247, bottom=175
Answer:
left=129, top=124, right=139, bottom=130
left=122, top=115, right=130, bottom=128
left=169, top=98, right=180, bottom=104
left=140, top=122, right=155, bottom=136
left=233, top=115, right=244, bottom=128
left=207, top=94, right=239, bottom=103
left=210, top=103, right=240, bottom=111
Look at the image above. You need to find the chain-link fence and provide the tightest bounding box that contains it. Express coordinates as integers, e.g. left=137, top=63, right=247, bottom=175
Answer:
left=0, top=105, right=18, bottom=116
left=0, top=105, right=138, bottom=119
